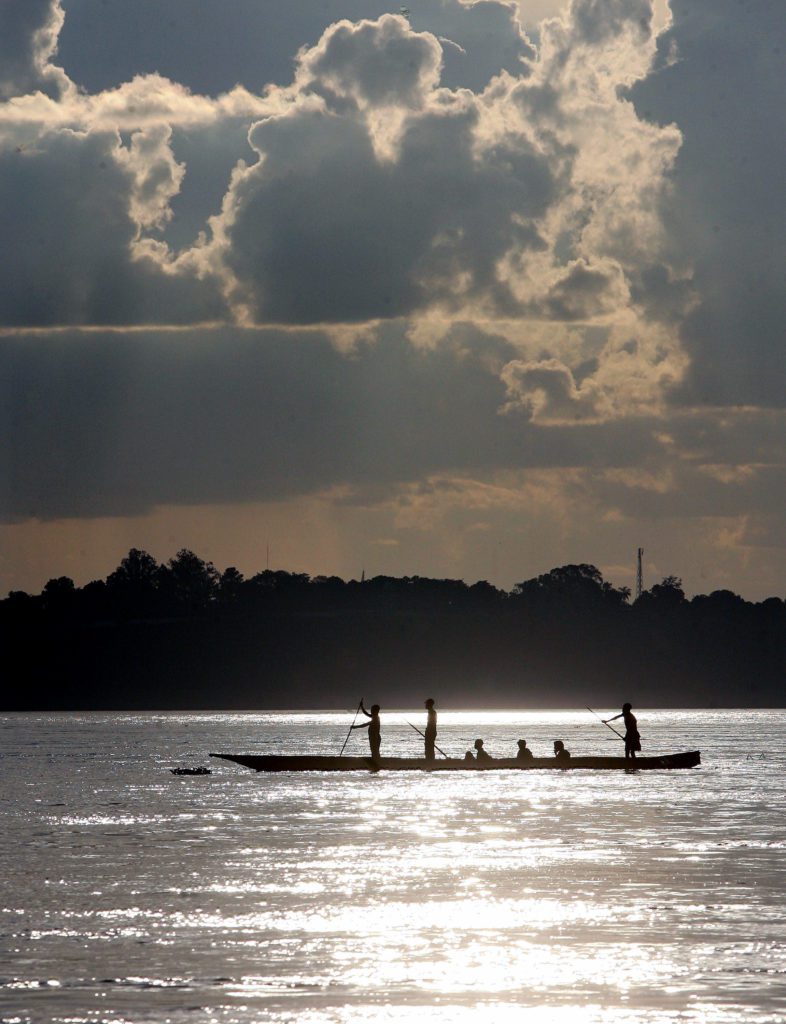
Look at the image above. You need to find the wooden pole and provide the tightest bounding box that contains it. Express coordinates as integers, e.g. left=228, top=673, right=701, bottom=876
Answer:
left=339, top=699, right=363, bottom=756
left=405, top=719, right=449, bottom=759
left=586, top=706, right=625, bottom=741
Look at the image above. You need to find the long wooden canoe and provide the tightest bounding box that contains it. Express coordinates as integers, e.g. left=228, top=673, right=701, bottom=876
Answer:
left=210, top=751, right=701, bottom=772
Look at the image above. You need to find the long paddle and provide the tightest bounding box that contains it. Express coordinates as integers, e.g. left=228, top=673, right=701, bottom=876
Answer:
left=339, top=699, right=363, bottom=756
left=586, top=706, right=625, bottom=741
left=405, top=719, right=450, bottom=759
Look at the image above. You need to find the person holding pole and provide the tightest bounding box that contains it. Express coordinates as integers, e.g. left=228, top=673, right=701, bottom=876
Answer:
left=405, top=717, right=449, bottom=760
left=603, top=703, right=641, bottom=760
left=424, top=698, right=437, bottom=761
left=351, top=700, right=382, bottom=761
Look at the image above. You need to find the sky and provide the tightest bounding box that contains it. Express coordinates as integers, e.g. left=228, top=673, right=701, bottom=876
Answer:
left=1, top=0, right=784, bottom=600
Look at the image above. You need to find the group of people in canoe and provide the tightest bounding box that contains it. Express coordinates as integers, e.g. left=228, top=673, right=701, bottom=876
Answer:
left=465, top=737, right=570, bottom=763
left=351, top=699, right=641, bottom=763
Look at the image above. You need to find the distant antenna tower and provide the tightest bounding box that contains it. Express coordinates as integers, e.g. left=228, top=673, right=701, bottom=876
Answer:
left=635, top=547, right=644, bottom=601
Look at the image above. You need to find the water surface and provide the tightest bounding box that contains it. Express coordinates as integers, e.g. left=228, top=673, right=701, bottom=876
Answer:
left=1, top=710, right=784, bottom=1022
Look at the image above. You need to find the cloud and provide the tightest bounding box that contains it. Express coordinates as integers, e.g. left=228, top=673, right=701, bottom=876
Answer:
left=57, top=0, right=534, bottom=96
left=209, top=81, right=556, bottom=322
left=501, top=357, right=611, bottom=422
left=1, top=73, right=268, bottom=132
left=198, top=5, right=682, bottom=355
left=537, top=258, right=631, bottom=321
left=0, top=6, right=542, bottom=330
left=0, top=127, right=224, bottom=326
left=1, top=322, right=669, bottom=523
left=0, top=0, right=69, bottom=100
left=1, top=0, right=686, bottom=406
left=296, top=14, right=444, bottom=110
left=630, top=0, right=786, bottom=408
left=569, top=0, right=652, bottom=44
left=116, top=123, right=185, bottom=233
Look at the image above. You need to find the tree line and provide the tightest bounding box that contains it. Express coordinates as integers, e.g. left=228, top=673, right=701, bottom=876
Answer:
left=2, top=549, right=784, bottom=709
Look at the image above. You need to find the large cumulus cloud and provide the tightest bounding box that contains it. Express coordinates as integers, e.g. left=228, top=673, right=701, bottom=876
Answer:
left=207, top=16, right=555, bottom=324
left=2, top=0, right=684, bottom=364
left=197, top=3, right=684, bottom=373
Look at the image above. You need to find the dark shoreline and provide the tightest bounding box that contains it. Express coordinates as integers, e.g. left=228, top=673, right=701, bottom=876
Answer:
left=5, top=557, right=784, bottom=710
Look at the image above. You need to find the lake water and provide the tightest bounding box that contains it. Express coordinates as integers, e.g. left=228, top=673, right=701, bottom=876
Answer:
left=1, top=710, right=784, bottom=1023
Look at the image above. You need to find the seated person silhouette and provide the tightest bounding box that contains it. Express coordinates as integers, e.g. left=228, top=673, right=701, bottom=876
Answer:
left=553, top=739, right=571, bottom=764
left=516, top=739, right=534, bottom=763
left=474, top=738, right=493, bottom=763
left=464, top=750, right=475, bottom=763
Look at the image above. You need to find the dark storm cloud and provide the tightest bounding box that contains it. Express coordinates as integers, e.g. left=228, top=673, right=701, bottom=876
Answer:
left=0, top=129, right=225, bottom=326
left=57, top=0, right=533, bottom=96
left=221, top=90, right=555, bottom=323
left=631, top=0, right=786, bottom=408
left=0, top=324, right=660, bottom=522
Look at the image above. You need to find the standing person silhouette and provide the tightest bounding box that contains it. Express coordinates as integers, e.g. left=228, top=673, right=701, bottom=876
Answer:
left=604, top=703, right=641, bottom=760
left=351, top=701, right=382, bottom=761
left=424, top=698, right=437, bottom=761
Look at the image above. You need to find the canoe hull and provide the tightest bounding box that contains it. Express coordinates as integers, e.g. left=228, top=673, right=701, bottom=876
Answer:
left=209, top=751, right=701, bottom=772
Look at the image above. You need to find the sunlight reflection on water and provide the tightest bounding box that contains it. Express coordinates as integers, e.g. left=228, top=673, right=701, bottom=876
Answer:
left=1, top=710, right=785, bottom=1023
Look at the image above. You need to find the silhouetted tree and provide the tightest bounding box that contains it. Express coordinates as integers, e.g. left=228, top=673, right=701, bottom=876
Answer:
left=513, top=564, right=630, bottom=608
left=105, top=548, right=161, bottom=619
left=43, top=576, right=75, bottom=596
left=469, top=580, right=503, bottom=605
left=107, top=548, right=160, bottom=589
left=79, top=579, right=108, bottom=619
left=159, top=549, right=219, bottom=614
left=636, top=575, right=686, bottom=609
left=42, top=576, right=75, bottom=606
left=218, top=566, right=245, bottom=604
